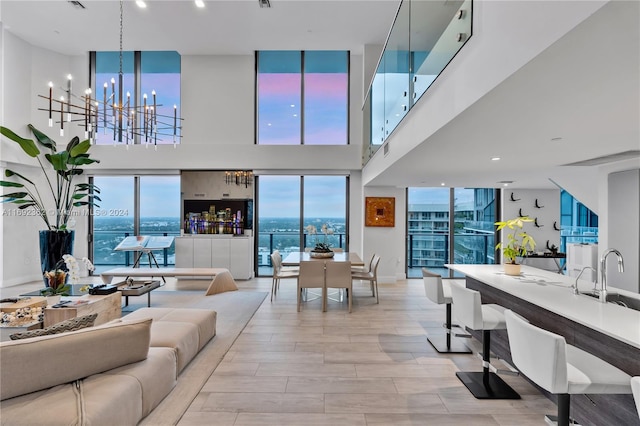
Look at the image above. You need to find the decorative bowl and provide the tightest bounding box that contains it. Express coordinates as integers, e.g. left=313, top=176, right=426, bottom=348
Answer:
left=310, top=251, right=335, bottom=259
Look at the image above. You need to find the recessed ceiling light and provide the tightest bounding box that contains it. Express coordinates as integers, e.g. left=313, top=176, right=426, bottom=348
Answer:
left=195, top=0, right=205, bottom=8
left=491, top=157, right=501, bottom=161
left=503, top=183, right=509, bottom=187
left=267, top=123, right=272, bottom=126
left=440, top=182, right=445, bottom=186
left=290, top=104, right=295, bottom=108
left=293, top=114, right=298, bottom=117
left=136, top=0, right=147, bottom=8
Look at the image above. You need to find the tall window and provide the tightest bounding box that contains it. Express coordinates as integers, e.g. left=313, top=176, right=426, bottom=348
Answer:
left=257, top=51, right=349, bottom=145
left=559, top=190, right=598, bottom=252
left=92, top=51, right=181, bottom=145
left=90, top=176, right=180, bottom=272
left=407, top=187, right=497, bottom=278
left=256, top=175, right=348, bottom=276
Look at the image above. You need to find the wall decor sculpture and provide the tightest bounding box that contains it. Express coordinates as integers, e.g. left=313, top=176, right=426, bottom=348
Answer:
left=365, top=197, right=395, bottom=227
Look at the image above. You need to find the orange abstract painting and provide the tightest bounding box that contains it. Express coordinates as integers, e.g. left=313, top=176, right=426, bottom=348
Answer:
left=365, top=197, right=395, bottom=227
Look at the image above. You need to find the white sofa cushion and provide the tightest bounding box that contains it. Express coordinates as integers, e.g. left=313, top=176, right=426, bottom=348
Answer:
left=0, top=317, right=152, bottom=400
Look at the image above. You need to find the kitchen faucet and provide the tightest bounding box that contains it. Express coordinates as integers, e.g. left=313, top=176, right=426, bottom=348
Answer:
left=599, top=248, right=624, bottom=303
left=572, top=266, right=596, bottom=295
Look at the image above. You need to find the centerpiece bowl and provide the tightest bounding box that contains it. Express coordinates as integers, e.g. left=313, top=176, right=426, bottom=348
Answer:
left=310, top=250, right=335, bottom=259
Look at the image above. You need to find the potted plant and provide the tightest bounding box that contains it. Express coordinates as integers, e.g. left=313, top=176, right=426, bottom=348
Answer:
left=0, top=125, right=100, bottom=282
left=495, top=216, right=536, bottom=276
left=305, top=223, right=335, bottom=258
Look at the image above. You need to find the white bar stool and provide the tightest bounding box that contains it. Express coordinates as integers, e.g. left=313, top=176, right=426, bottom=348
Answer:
left=422, top=268, right=470, bottom=353
left=633, top=377, right=640, bottom=418
left=505, top=310, right=632, bottom=426
left=449, top=281, right=520, bottom=399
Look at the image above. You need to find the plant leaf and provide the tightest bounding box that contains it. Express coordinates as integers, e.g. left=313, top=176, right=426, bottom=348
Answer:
left=28, top=124, right=56, bottom=151
left=1, top=192, right=28, bottom=199
left=69, top=139, right=91, bottom=157
left=65, top=136, right=80, bottom=154
left=45, top=152, right=69, bottom=171
left=5, top=169, right=35, bottom=185
left=0, top=181, right=25, bottom=188
left=0, top=127, right=40, bottom=157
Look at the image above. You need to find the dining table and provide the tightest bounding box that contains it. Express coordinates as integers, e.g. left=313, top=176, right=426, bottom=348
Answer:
left=282, top=251, right=365, bottom=267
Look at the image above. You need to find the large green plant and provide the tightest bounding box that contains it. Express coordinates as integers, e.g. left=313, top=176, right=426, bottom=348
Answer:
left=0, top=125, right=100, bottom=230
left=495, top=216, right=536, bottom=264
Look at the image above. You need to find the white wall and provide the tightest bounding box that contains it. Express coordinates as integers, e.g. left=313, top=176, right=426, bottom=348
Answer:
left=500, top=188, right=561, bottom=272
left=362, top=186, right=406, bottom=283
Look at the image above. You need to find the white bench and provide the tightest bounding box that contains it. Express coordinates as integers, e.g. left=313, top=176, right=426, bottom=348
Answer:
left=100, top=267, right=238, bottom=295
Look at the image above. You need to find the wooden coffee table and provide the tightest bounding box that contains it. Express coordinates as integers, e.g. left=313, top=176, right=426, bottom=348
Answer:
left=43, top=292, right=122, bottom=328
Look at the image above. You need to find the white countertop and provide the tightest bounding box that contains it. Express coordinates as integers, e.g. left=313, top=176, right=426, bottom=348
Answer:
left=446, top=264, right=640, bottom=349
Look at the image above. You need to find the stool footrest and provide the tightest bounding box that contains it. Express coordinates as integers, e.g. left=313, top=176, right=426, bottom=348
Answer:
left=455, top=371, right=520, bottom=400
left=427, top=334, right=472, bottom=354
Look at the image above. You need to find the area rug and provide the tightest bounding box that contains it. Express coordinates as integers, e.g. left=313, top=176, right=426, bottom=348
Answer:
left=135, top=290, right=268, bottom=426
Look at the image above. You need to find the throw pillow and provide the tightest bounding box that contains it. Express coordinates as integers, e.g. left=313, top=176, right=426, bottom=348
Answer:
left=9, top=313, right=98, bottom=340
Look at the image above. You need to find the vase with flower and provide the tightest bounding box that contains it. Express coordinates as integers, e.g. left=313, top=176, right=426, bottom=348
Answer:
left=41, top=258, right=72, bottom=304
left=305, top=223, right=335, bottom=258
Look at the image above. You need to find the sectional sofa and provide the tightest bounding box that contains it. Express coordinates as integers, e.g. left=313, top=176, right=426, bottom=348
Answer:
left=0, top=307, right=217, bottom=425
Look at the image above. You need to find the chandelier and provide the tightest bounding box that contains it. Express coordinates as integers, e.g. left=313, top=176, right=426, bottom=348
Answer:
left=225, top=171, right=253, bottom=187
left=38, top=0, right=182, bottom=148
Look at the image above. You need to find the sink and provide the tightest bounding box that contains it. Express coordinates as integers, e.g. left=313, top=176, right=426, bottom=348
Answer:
left=579, top=291, right=640, bottom=312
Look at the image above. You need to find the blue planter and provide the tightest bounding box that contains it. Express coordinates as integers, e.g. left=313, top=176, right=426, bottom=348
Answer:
left=39, top=230, right=75, bottom=286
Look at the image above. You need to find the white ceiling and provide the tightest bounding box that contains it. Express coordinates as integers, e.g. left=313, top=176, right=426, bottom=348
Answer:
left=1, top=0, right=638, bottom=191
left=0, top=0, right=400, bottom=55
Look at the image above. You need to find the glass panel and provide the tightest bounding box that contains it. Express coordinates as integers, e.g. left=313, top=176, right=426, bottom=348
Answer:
left=94, top=51, right=135, bottom=145
left=303, top=51, right=348, bottom=145
left=92, top=176, right=135, bottom=269
left=371, top=56, right=386, bottom=147
left=303, top=176, right=347, bottom=250
left=406, top=188, right=451, bottom=277
left=411, top=0, right=468, bottom=105
left=257, top=51, right=302, bottom=145
left=559, top=190, right=598, bottom=252
left=383, top=0, right=410, bottom=138
left=453, top=188, right=495, bottom=274
left=141, top=51, right=181, bottom=145
left=140, top=176, right=181, bottom=266
left=256, top=176, right=301, bottom=275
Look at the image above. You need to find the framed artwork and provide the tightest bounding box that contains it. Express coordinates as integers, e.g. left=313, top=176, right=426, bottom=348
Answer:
left=365, top=197, right=395, bottom=227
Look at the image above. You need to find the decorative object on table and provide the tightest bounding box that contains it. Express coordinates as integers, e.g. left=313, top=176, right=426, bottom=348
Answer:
left=495, top=216, right=536, bottom=276
left=0, top=125, right=100, bottom=279
left=41, top=258, right=72, bottom=297
left=306, top=223, right=335, bottom=258
left=365, top=197, right=395, bottom=227
left=546, top=240, right=559, bottom=254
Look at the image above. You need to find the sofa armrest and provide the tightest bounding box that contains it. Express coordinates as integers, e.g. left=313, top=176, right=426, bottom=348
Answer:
left=1, top=317, right=152, bottom=400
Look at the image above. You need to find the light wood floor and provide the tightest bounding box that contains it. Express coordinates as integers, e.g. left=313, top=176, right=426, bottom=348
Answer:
left=178, top=277, right=555, bottom=425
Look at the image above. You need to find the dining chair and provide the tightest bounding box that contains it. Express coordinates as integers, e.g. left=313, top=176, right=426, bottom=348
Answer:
left=270, top=252, right=299, bottom=302
left=351, top=254, right=380, bottom=303
left=297, top=260, right=326, bottom=312
left=325, top=261, right=352, bottom=313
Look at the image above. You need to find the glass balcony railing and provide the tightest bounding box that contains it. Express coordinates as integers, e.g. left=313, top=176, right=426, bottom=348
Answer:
left=363, top=0, right=473, bottom=163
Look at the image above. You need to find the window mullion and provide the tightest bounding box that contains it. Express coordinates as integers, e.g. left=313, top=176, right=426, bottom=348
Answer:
left=300, top=51, right=305, bottom=145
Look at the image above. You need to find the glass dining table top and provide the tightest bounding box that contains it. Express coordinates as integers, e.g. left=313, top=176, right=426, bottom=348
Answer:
left=282, top=252, right=364, bottom=267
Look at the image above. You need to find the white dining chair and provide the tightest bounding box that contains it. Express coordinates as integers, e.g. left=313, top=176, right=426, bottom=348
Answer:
left=325, top=261, right=352, bottom=313
left=632, top=377, right=640, bottom=418
left=270, top=252, right=299, bottom=302
left=297, top=260, right=326, bottom=312
left=351, top=254, right=380, bottom=303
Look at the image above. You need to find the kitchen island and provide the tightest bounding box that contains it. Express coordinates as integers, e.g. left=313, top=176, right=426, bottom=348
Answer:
left=447, top=264, right=640, bottom=426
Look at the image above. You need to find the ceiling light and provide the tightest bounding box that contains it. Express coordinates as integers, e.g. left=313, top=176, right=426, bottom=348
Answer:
left=491, top=157, right=501, bottom=161
left=440, top=182, right=446, bottom=186
left=195, top=0, right=205, bottom=8
left=259, top=0, right=271, bottom=8
left=136, top=0, right=147, bottom=8
left=503, top=183, right=509, bottom=187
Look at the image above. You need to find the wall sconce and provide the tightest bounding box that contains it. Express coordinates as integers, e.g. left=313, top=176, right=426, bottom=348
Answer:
left=225, top=171, right=253, bottom=187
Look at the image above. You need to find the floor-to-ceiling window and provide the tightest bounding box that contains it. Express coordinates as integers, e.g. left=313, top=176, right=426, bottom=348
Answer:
left=256, top=175, right=348, bottom=276
left=407, top=187, right=496, bottom=278
left=559, top=189, right=598, bottom=253
left=90, top=175, right=180, bottom=272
